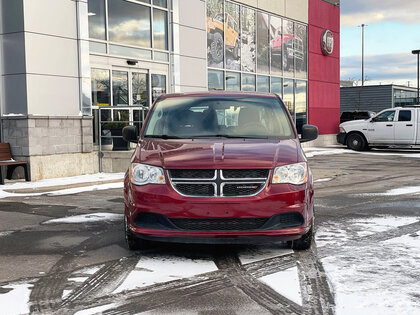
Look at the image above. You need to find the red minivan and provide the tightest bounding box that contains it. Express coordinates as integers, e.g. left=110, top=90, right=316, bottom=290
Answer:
left=122, top=92, right=318, bottom=250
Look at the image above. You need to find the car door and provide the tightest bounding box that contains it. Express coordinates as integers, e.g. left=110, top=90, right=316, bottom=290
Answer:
left=394, top=109, right=415, bottom=144
left=367, top=110, right=396, bottom=143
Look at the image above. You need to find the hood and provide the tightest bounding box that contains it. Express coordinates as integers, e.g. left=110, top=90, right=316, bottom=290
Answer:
left=134, top=139, right=300, bottom=169
left=340, top=119, right=368, bottom=128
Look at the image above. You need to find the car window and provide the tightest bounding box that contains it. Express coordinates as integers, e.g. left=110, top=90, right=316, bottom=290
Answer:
left=372, top=110, right=395, bottom=122
left=398, top=110, right=412, bottom=122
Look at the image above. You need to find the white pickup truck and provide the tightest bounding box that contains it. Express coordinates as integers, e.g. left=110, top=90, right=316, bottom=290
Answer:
left=337, top=106, right=420, bottom=151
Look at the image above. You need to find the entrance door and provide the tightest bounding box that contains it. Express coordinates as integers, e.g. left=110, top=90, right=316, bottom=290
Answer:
left=394, top=109, right=415, bottom=144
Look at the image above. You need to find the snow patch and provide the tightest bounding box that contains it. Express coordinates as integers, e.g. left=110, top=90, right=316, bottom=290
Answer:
left=0, top=231, right=13, bottom=237
left=74, top=303, right=118, bottom=315
left=113, top=256, right=217, bottom=293
left=314, top=177, right=334, bottom=183
left=259, top=266, right=302, bottom=306
left=68, top=276, right=89, bottom=283
left=43, top=213, right=123, bottom=224
left=360, top=185, right=420, bottom=196
left=238, top=245, right=293, bottom=265
left=0, top=283, right=33, bottom=315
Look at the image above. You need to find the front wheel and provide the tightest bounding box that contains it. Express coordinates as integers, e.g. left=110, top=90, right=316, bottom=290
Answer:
left=287, top=224, right=313, bottom=251
left=125, top=216, right=153, bottom=251
left=346, top=133, right=368, bottom=151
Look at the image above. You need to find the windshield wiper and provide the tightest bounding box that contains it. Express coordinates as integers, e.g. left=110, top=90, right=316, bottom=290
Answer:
left=144, top=134, right=184, bottom=139
left=192, top=134, right=268, bottom=139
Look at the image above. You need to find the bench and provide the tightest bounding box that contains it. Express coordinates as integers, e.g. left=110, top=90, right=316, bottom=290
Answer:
left=0, top=142, right=30, bottom=185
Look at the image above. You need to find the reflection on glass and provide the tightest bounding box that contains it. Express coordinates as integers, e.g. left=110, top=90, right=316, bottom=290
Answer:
left=283, top=20, right=294, bottom=77
left=113, top=109, right=129, bottom=124
left=90, top=41, right=107, bottom=54
left=283, top=79, right=294, bottom=118
left=295, top=80, right=307, bottom=134
left=91, top=68, right=110, bottom=106
left=132, top=73, right=148, bottom=106
left=94, top=108, right=112, bottom=144
left=206, top=0, right=224, bottom=68
left=270, top=16, right=282, bottom=75
left=271, top=77, right=283, bottom=97
left=226, top=72, right=240, bottom=91
left=109, top=44, right=152, bottom=60
left=208, top=70, right=224, bottom=90
left=153, top=9, right=168, bottom=50
left=257, top=75, right=269, bottom=92
left=154, top=51, right=169, bottom=61
left=225, top=2, right=240, bottom=71
left=108, top=0, right=151, bottom=47
left=153, top=0, right=167, bottom=7
left=294, top=23, right=307, bottom=79
left=112, top=71, right=128, bottom=105
left=88, top=0, right=106, bottom=40
left=152, top=74, right=166, bottom=103
left=241, top=6, right=255, bottom=72
left=242, top=73, right=256, bottom=91
left=257, top=12, right=269, bottom=74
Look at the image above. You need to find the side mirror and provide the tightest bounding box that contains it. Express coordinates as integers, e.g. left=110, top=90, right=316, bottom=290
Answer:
left=300, top=124, right=318, bottom=143
left=122, top=126, right=138, bottom=143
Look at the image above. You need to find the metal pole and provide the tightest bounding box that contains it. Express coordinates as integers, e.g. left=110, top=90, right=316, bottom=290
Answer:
left=417, top=53, right=419, bottom=103
left=361, top=24, right=365, bottom=86
left=99, top=108, right=102, bottom=173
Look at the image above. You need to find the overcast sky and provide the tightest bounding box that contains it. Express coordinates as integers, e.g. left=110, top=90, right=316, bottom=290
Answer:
left=340, top=0, right=420, bottom=86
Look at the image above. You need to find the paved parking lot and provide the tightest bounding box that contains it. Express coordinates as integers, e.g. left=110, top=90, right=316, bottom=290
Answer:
left=0, top=147, right=420, bottom=314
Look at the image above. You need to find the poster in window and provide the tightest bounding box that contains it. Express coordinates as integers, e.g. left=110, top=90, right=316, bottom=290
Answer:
left=225, top=2, right=240, bottom=70
left=241, top=7, right=256, bottom=72
left=257, top=12, right=269, bottom=74
left=282, top=20, right=294, bottom=77
left=270, top=16, right=282, bottom=75
left=294, top=23, right=307, bottom=78
left=206, top=0, right=224, bottom=68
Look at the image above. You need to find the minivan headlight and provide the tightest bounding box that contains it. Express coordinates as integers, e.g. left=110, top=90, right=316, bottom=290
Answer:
left=272, top=162, right=308, bottom=185
left=130, top=163, right=166, bottom=186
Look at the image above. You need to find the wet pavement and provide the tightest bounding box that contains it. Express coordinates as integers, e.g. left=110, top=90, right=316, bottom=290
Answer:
left=0, top=147, right=420, bottom=314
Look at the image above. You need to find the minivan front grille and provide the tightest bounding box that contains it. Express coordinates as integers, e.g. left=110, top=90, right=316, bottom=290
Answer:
left=169, top=217, right=268, bottom=231
left=168, top=169, right=269, bottom=197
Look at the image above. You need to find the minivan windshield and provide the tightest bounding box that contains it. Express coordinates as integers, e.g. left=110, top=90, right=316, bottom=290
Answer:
left=143, top=96, right=295, bottom=139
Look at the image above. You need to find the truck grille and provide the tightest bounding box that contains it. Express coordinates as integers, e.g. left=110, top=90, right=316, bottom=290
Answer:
left=168, top=169, right=269, bottom=197
left=169, top=218, right=268, bottom=231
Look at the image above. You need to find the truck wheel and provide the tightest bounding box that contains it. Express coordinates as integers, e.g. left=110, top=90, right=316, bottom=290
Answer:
left=287, top=224, right=313, bottom=251
left=125, top=216, right=153, bottom=251
left=346, top=133, right=367, bottom=151
left=210, top=32, right=223, bottom=63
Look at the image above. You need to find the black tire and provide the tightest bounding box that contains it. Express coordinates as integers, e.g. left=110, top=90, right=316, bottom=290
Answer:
left=346, top=133, right=367, bottom=151
left=287, top=225, right=313, bottom=251
left=210, top=32, right=223, bottom=63
left=125, top=216, right=153, bottom=251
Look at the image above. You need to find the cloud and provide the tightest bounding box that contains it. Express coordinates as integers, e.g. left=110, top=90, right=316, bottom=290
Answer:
left=341, top=0, right=420, bottom=26
left=341, top=52, right=418, bottom=85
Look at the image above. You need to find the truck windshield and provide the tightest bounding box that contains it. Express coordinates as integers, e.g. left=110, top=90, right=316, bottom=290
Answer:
left=143, top=96, right=295, bottom=139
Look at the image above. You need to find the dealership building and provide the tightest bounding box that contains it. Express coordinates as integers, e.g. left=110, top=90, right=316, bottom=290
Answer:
left=0, top=0, right=340, bottom=180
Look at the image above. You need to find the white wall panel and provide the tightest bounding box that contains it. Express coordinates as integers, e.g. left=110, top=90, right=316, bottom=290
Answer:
left=178, top=0, right=206, bottom=30
left=179, top=55, right=207, bottom=89
left=178, top=26, right=207, bottom=59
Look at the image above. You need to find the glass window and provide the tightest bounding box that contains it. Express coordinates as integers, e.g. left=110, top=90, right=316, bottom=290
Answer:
left=144, top=96, right=294, bottom=139
left=295, top=23, right=307, bottom=79
left=257, top=75, right=269, bottom=92
left=153, top=9, right=168, bottom=50
left=132, top=72, right=148, bottom=107
left=154, top=51, right=169, bottom=62
left=151, top=74, right=166, bottom=103
left=283, top=79, right=294, bottom=118
left=91, top=68, right=110, bottom=106
left=112, top=70, right=128, bottom=105
left=153, top=0, right=167, bottom=7
left=207, top=0, right=224, bottom=68
left=109, top=44, right=152, bottom=60
left=241, top=6, right=256, bottom=72
left=241, top=73, right=256, bottom=91
left=270, top=16, right=282, bottom=75
left=89, top=41, right=107, bottom=54
left=271, top=77, right=282, bottom=97
left=398, top=110, right=412, bottom=122
left=295, top=80, right=307, bottom=134
left=225, top=2, right=240, bottom=71
left=226, top=72, right=240, bottom=91
left=88, top=0, right=106, bottom=40
left=108, top=0, right=151, bottom=47
left=373, top=111, right=395, bottom=122
left=283, top=20, right=294, bottom=77
left=208, top=70, right=224, bottom=90
left=257, top=12, right=269, bottom=74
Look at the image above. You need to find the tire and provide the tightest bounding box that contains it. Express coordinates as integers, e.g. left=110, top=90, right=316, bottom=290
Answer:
left=287, top=224, right=313, bottom=251
left=210, top=32, right=224, bottom=63
left=346, top=133, right=367, bottom=151
left=124, top=216, right=153, bottom=251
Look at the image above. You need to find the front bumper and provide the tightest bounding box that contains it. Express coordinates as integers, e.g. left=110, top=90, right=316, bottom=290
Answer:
left=124, top=175, right=314, bottom=243
left=337, top=132, right=347, bottom=145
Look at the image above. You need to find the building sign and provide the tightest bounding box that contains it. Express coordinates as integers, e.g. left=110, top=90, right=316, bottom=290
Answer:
left=321, top=30, right=334, bottom=56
